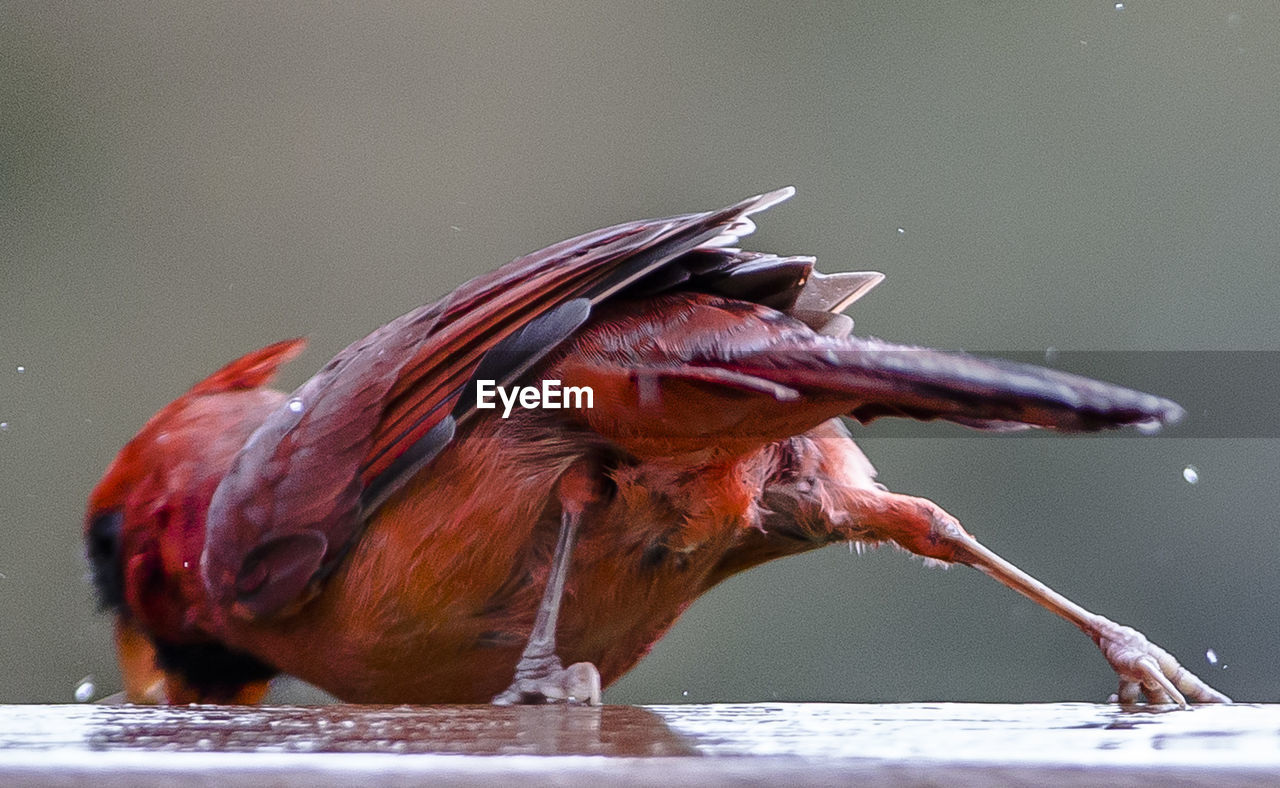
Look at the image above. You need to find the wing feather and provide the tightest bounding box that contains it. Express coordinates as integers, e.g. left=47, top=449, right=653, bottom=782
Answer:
left=203, top=188, right=797, bottom=618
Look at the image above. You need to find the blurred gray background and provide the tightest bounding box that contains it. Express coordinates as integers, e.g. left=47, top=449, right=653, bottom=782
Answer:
left=2, top=2, right=1276, bottom=705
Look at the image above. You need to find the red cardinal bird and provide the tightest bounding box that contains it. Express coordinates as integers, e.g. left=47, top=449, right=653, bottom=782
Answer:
left=86, top=188, right=1229, bottom=707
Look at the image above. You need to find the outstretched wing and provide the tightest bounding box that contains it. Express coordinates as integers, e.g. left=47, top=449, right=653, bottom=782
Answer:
left=202, top=188, right=810, bottom=619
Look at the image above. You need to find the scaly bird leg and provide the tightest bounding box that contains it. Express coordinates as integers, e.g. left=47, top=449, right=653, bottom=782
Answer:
left=834, top=487, right=1231, bottom=708
left=951, top=531, right=1230, bottom=707
left=492, top=465, right=602, bottom=706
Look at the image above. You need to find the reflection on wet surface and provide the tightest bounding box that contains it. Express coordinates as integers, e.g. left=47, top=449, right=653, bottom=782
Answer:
left=0, top=704, right=696, bottom=756
left=0, top=703, right=1276, bottom=785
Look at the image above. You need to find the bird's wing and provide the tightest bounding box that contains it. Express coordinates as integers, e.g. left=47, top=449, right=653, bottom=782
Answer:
left=202, top=188, right=804, bottom=619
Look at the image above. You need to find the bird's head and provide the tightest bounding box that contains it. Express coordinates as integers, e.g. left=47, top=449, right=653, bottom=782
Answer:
left=84, top=339, right=306, bottom=640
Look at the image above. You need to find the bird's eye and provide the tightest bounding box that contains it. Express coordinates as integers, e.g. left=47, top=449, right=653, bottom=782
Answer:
left=86, top=509, right=125, bottom=611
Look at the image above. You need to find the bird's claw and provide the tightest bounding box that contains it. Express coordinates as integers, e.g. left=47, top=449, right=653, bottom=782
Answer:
left=492, top=658, right=602, bottom=706
left=1093, top=618, right=1230, bottom=708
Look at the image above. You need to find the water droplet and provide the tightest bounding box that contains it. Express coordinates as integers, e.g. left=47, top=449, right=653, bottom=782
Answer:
left=1205, top=648, right=1218, bottom=665
left=74, top=676, right=95, bottom=703
left=896, top=227, right=905, bottom=235
left=288, top=398, right=304, bottom=413
left=0, top=422, right=8, bottom=431
left=1114, top=2, right=1125, bottom=10
left=1227, top=12, right=1242, bottom=27
left=1182, top=465, right=1199, bottom=484
left=1044, top=346, right=1058, bottom=363
left=1134, top=419, right=1162, bottom=436
left=681, top=690, right=689, bottom=697
left=15, top=366, right=24, bottom=374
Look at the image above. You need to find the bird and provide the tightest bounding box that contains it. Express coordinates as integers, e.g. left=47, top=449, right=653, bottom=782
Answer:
left=85, top=187, right=1229, bottom=708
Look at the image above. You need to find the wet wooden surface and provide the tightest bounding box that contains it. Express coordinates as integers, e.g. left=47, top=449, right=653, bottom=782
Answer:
left=0, top=702, right=1276, bottom=786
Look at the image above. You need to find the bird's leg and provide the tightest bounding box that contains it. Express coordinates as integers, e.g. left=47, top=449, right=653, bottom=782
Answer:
left=492, top=463, right=602, bottom=706
left=834, top=487, right=1231, bottom=707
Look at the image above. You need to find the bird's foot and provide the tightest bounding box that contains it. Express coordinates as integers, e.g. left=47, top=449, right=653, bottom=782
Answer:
left=492, top=653, right=602, bottom=706
left=1091, top=616, right=1231, bottom=708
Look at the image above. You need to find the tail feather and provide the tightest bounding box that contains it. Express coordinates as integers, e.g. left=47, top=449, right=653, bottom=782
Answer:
left=725, top=336, right=1184, bottom=433
left=557, top=295, right=1183, bottom=456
